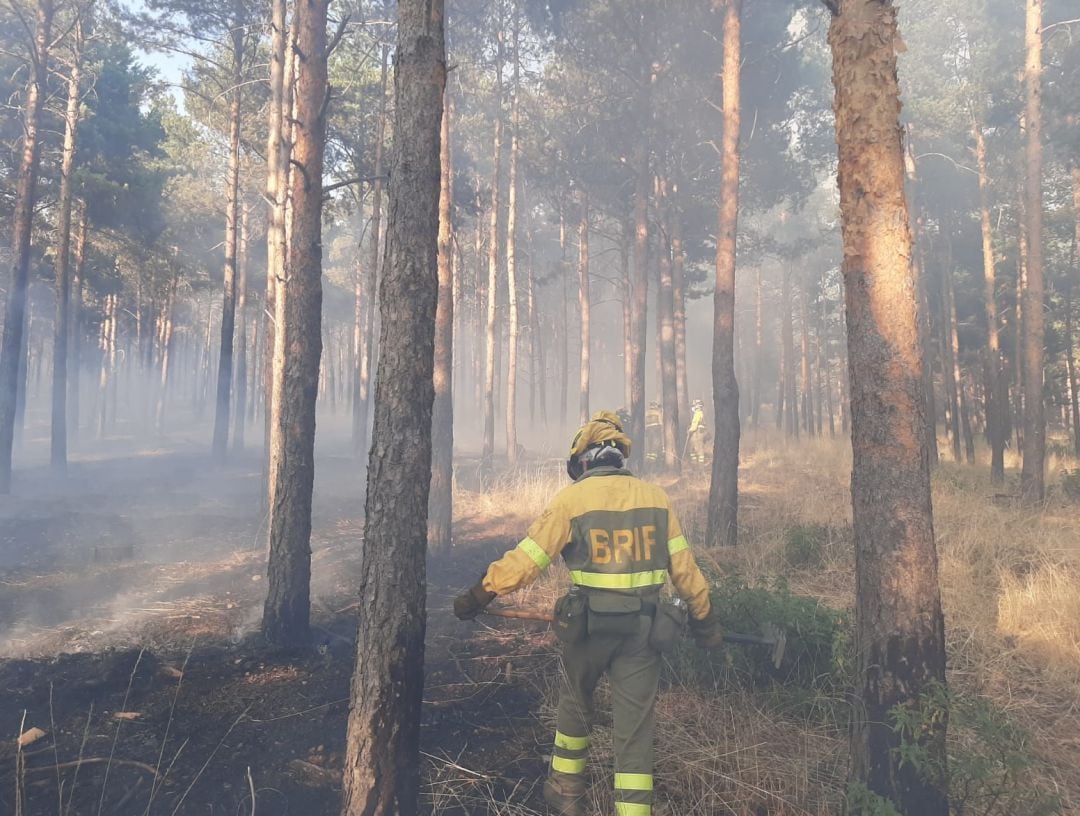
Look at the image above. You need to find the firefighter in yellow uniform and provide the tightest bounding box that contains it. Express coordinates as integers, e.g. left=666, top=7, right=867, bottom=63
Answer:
left=687, top=398, right=709, bottom=465
left=644, top=402, right=663, bottom=466
left=454, top=411, right=724, bottom=816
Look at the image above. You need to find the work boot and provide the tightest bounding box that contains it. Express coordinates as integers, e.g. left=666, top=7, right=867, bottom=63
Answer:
left=543, top=771, right=587, bottom=816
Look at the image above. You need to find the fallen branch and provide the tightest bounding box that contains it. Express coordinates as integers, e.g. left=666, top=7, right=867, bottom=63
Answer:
left=26, top=757, right=159, bottom=777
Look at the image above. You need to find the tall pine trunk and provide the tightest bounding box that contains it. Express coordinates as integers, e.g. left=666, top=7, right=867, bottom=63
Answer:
left=657, top=178, right=679, bottom=471
left=578, top=198, right=590, bottom=425
left=69, top=203, right=87, bottom=442
left=262, top=0, right=328, bottom=647
left=672, top=212, right=689, bottom=428
left=0, top=0, right=53, bottom=493
left=429, top=83, right=454, bottom=551
left=829, top=2, right=948, bottom=812
left=708, top=0, right=741, bottom=548
left=505, top=18, right=521, bottom=464
left=974, top=123, right=1005, bottom=482
left=213, top=21, right=246, bottom=460
left=782, top=268, right=798, bottom=436
left=481, top=30, right=503, bottom=475
left=342, top=0, right=444, bottom=810
left=1020, top=0, right=1045, bottom=503
left=234, top=204, right=250, bottom=452
left=51, top=22, right=84, bottom=473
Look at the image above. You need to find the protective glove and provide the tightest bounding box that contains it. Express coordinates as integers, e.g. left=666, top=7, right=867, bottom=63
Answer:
left=453, top=578, right=497, bottom=621
left=689, top=608, right=724, bottom=650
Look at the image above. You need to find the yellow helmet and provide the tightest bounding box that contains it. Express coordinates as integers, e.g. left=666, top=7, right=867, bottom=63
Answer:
left=567, top=410, right=632, bottom=480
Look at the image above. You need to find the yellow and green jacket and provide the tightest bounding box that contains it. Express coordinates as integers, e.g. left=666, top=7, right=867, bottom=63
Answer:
left=481, top=467, right=712, bottom=621
left=689, top=407, right=705, bottom=434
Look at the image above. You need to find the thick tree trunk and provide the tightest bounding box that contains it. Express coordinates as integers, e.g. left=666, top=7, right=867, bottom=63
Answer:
left=341, top=1, right=444, bottom=810
left=0, top=0, right=53, bottom=493
left=234, top=205, right=250, bottom=452
left=51, top=30, right=84, bottom=473
left=429, top=84, right=453, bottom=551
left=213, top=23, right=245, bottom=460
left=974, top=123, right=1006, bottom=483
left=481, top=31, right=503, bottom=475
left=829, top=2, right=948, bottom=813
left=1020, top=0, right=1045, bottom=503
left=262, top=0, right=328, bottom=647
left=505, top=25, right=521, bottom=464
left=708, top=0, right=741, bottom=549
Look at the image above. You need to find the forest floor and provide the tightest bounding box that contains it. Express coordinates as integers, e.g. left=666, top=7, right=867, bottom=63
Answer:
left=0, top=427, right=1078, bottom=815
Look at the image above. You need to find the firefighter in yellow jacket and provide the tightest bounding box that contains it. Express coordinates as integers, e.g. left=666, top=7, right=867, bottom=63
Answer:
left=454, top=410, right=724, bottom=816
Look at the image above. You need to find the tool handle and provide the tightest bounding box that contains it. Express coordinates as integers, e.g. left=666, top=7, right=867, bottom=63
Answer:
left=722, top=632, right=771, bottom=647
left=483, top=607, right=554, bottom=623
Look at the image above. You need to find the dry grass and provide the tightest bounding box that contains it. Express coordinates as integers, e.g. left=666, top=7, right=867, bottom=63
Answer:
left=448, top=430, right=1080, bottom=814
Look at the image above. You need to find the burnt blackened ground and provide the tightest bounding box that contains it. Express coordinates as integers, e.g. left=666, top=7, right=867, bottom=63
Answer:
left=0, top=444, right=557, bottom=815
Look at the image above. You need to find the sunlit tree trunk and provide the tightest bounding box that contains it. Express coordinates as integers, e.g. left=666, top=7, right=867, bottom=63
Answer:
left=577, top=196, right=590, bottom=425
left=946, top=265, right=974, bottom=464
left=0, top=0, right=53, bottom=493
left=213, top=19, right=246, bottom=460
left=342, top=0, right=444, bottom=809
left=51, top=20, right=85, bottom=473
left=828, top=2, right=948, bottom=812
left=505, top=16, right=521, bottom=464
left=708, top=0, right=741, bottom=549
left=481, top=25, right=504, bottom=476
left=156, top=276, right=178, bottom=433
left=1020, top=0, right=1045, bottom=503
left=429, top=84, right=454, bottom=551
left=262, top=0, right=328, bottom=647
left=974, top=123, right=1005, bottom=483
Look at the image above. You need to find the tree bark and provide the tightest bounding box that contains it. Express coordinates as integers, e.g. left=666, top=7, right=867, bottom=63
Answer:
left=672, top=211, right=689, bottom=428
left=800, top=279, right=815, bottom=436
left=1020, top=0, right=1045, bottom=503
left=429, top=84, right=454, bottom=552
left=213, top=18, right=246, bottom=460
left=576, top=197, right=590, bottom=425
left=262, top=0, right=328, bottom=647
left=0, top=0, right=53, bottom=493
left=156, top=276, right=178, bottom=434
left=707, top=0, right=741, bottom=549
left=940, top=254, right=962, bottom=464
left=51, top=21, right=85, bottom=473
left=946, top=265, right=974, bottom=464
left=341, top=0, right=444, bottom=810
left=829, top=2, right=948, bottom=812
left=974, top=122, right=1006, bottom=482
left=559, top=204, right=570, bottom=429
left=629, top=131, right=649, bottom=470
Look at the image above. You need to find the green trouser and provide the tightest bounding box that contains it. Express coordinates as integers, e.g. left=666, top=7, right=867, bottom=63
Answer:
left=549, top=613, right=660, bottom=816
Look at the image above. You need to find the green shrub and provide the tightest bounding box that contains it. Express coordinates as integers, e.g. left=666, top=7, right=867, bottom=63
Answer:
left=784, top=523, right=827, bottom=568
left=880, top=681, right=1062, bottom=816
left=674, top=576, right=853, bottom=693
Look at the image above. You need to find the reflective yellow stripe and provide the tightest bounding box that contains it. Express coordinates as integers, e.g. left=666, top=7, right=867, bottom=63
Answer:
left=552, top=755, right=586, bottom=774
left=615, top=804, right=651, bottom=816
left=570, top=569, right=668, bottom=589
left=666, top=535, right=688, bottom=556
left=554, top=731, right=589, bottom=751
left=615, top=773, right=653, bottom=791
left=517, top=537, right=551, bottom=570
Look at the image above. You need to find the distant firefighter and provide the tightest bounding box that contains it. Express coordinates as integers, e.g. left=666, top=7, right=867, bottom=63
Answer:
left=644, top=401, right=663, bottom=465
left=686, top=398, right=710, bottom=465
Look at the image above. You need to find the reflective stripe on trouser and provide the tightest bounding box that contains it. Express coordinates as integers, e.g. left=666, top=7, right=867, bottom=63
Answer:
left=553, top=613, right=660, bottom=812
left=551, top=729, right=589, bottom=775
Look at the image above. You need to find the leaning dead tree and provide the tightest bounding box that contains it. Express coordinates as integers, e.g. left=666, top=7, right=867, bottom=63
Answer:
left=342, top=0, right=445, bottom=811
left=827, top=0, right=949, bottom=812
